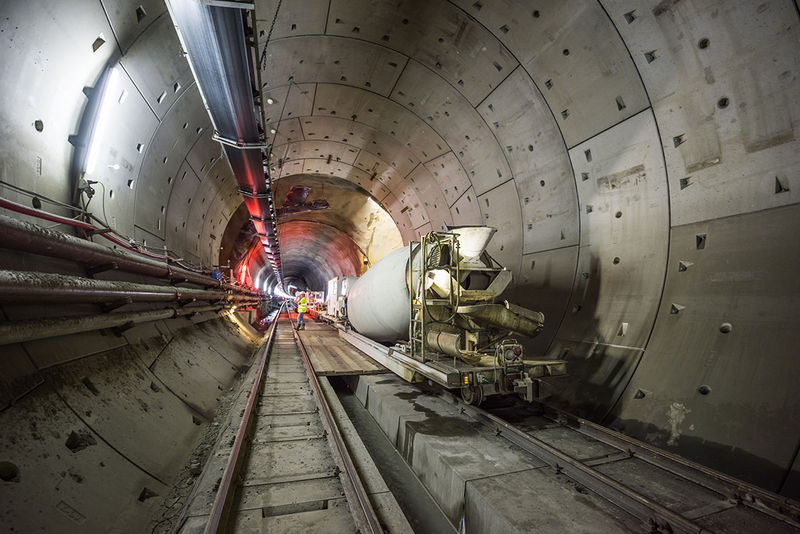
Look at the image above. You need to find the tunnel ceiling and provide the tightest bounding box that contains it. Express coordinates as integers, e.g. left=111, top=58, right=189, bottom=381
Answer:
left=0, top=0, right=799, bottom=497
left=269, top=174, right=402, bottom=285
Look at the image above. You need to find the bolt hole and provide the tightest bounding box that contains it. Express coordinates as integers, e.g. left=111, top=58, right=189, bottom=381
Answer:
left=717, top=97, right=729, bottom=109
left=138, top=487, right=158, bottom=502
left=65, top=431, right=97, bottom=452
left=698, top=38, right=709, bottom=49
left=539, top=180, right=545, bottom=187
left=615, top=211, right=622, bottom=218
left=0, top=462, right=19, bottom=482
left=532, top=10, right=540, bottom=18
left=31, top=197, right=42, bottom=209
left=34, top=120, right=44, bottom=132
left=81, top=377, right=100, bottom=396
left=92, top=36, right=106, bottom=52
left=698, top=384, right=712, bottom=395
left=562, top=48, right=570, bottom=56
left=612, top=257, right=620, bottom=265
left=719, top=322, right=732, bottom=334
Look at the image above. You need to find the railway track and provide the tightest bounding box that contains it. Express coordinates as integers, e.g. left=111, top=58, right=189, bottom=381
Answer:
left=317, top=306, right=800, bottom=532
left=197, top=309, right=386, bottom=533
left=445, top=395, right=800, bottom=533
left=181, top=313, right=800, bottom=533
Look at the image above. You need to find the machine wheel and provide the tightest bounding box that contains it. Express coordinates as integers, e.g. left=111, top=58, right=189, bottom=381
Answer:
left=461, top=385, right=484, bottom=406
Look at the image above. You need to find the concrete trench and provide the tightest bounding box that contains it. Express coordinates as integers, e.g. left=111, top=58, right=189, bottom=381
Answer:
left=347, top=374, right=641, bottom=532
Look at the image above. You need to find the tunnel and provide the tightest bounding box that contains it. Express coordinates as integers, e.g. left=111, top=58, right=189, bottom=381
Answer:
left=0, top=0, right=799, bottom=532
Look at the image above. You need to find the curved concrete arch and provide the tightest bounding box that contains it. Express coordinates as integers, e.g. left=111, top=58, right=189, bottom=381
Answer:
left=0, top=3, right=799, bottom=524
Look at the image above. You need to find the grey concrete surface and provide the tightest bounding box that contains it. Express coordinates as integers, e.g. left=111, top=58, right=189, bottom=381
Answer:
left=353, top=373, right=645, bottom=531
left=0, top=314, right=260, bottom=533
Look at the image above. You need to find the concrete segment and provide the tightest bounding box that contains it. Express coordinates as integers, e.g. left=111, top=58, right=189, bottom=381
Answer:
left=356, top=374, right=552, bottom=524
left=464, top=468, right=641, bottom=533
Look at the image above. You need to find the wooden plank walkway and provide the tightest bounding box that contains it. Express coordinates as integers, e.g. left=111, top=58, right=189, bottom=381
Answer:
left=292, top=314, right=388, bottom=376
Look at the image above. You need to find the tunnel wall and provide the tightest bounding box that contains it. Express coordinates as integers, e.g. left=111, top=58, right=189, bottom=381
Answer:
left=0, top=311, right=260, bottom=532
left=0, top=0, right=798, bottom=498
left=0, top=0, right=241, bottom=268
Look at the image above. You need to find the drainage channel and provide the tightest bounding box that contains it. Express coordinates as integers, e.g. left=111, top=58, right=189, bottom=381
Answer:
left=331, top=376, right=457, bottom=534
left=343, top=373, right=800, bottom=534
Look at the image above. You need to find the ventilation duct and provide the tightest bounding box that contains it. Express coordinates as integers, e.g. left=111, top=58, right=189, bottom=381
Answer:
left=165, top=0, right=282, bottom=285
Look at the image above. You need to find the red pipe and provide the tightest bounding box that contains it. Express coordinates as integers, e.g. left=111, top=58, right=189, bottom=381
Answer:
left=0, top=196, right=161, bottom=258
left=0, top=197, right=98, bottom=233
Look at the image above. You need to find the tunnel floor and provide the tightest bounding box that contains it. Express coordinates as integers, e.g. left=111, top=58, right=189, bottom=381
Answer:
left=166, top=315, right=800, bottom=533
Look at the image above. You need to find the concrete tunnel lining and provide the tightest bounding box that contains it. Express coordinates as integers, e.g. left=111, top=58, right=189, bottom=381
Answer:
left=0, top=0, right=799, bottom=531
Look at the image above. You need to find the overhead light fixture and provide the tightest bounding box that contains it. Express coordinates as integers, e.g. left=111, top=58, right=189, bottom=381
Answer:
left=85, top=66, right=121, bottom=175
left=266, top=97, right=274, bottom=105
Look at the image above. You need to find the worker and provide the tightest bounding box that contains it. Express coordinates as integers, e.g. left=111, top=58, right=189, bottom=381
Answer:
left=294, top=291, right=307, bottom=330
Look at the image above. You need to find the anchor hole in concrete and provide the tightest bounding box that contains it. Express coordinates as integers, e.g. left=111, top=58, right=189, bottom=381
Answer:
left=92, top=35, right=105, bottom=52
left=82, top=377, right=100, bottom=396
left=0, top=461, right=19, bottom=481
left=138, top=487, right=158, bottom=502
left=696, top=233, right=706, bottom=249
left=65, top=431, right=97, bottom=453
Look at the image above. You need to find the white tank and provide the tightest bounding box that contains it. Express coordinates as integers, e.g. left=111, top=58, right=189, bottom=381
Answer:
left=346, top=227, right=497, bottom=342
left=346, top=246, right=414, bottom=342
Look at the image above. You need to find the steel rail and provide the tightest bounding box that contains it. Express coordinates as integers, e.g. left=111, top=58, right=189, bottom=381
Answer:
left=204, top=303, right=283, bottom=534
left=292, top=319, right=384, bottom=534
left=538, top=404, right=800, bottom=528
left=445, top=395, right=707, bottom=533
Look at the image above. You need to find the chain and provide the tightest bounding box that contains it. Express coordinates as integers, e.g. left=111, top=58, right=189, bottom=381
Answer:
left=258, top=0, right=283, bottom=72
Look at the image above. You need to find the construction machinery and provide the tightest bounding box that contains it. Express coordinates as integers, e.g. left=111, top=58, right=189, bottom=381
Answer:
left=336, top=226, right=566, bottom=405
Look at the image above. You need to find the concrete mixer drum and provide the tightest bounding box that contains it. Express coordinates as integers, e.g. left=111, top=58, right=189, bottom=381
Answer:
left=341, top=226, right=567, bottom=405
